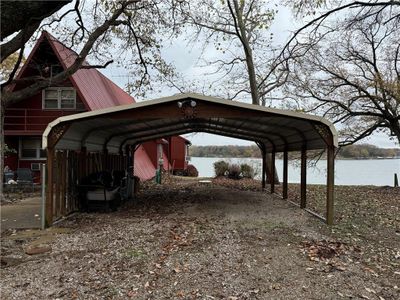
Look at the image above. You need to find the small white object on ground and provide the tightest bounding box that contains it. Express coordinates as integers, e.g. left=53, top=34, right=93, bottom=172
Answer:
left=198, top=180, right=212, bottom=184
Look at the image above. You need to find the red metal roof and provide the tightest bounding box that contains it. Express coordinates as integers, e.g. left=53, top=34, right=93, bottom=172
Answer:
left=134, top=145, right=156, bottom=181
left=45, top=32, right=135, bottom=110
left=175, top=135, right=192, bottom=145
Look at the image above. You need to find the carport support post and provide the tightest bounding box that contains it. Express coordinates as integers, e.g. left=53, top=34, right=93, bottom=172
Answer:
left=45, top=147, right=55, bottom=227
left=261, top=146, right=266, bottom=190
left=270, top=150, right=275, bottom=193
left=132, top=145, right=137, bottom=200
left=283, top=149, right=288, bottom=199
left=300, top=147, right=307, bottom=209
left=41, top=163, right=46, bottom=230
left=326, top=146, right=335, bottom=225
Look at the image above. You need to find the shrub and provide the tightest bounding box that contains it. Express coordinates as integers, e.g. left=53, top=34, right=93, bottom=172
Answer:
left=186, top=164, right=199, bottom=177
left=214, top=160, right=229, bottom=177
left=240, top=163, right=255, bottom=179
left=228, top=163, right=241, bottom=179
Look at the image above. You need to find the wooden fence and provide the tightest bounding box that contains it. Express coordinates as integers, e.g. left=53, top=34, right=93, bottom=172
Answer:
left=47, top=150, right=128, bottom=223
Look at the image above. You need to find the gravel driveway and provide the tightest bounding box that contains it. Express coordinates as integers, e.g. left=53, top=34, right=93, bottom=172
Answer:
left=1, top=181, right=399, bottom=299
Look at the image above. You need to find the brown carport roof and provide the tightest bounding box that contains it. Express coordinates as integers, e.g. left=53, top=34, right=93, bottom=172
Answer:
left=42, top=93, right=338, bottom=152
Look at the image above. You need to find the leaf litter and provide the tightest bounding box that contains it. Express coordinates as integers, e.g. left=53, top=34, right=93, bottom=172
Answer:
left=1, top=178, right=399, bottom=299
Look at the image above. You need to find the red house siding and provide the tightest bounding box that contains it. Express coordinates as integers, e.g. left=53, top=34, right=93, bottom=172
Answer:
left=170, top=136, right=190, bottom=172
left=5, top=88, right=86, bottom=136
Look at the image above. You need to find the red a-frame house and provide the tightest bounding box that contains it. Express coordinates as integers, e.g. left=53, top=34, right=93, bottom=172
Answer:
left=4, top=31, right=189, bottom=181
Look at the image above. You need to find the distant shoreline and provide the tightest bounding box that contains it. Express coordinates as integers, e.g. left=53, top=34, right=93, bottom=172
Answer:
left=189, top=144, right=400, bottom=160
left=190, top=155, right=400, bottom=160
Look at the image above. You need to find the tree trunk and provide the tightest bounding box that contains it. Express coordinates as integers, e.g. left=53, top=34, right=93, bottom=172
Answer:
left=231, top=0, right=259, bottom=105
left=266, top=153, right=280, bottom=184
left=0, top=1, right=71, bottom=40
left=230, top=0, right=278, bottom=180
left=390, top=120, right=400, bottom=145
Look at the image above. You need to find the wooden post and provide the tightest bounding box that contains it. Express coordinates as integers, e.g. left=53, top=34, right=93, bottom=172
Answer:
left=300, top=147, right=307, bottom=209
left=54, top=151, right=61, bottom=217
left=81, top=147, right=87, bottom=179
left=40, top=163, right=46, bottom=230
left=283, top=149, right=288, bottom=199
left=103, top=148, right=108, bottom=171
left=168, top=137, right=171, bottom=174
left=326, top=146, right=335, bottom=225
left=270, top=150, right=275, bottom=193
left=89, top=153, right=92, bottom=174
left=45, top=147, right=54, bottom=227
left=118, top=150, right=123, bottom=171
left=261, top=147, right=266, bottom=190
left=132, top=145, right=136, bottom=200
left=60, top=151, right=67, bottom=216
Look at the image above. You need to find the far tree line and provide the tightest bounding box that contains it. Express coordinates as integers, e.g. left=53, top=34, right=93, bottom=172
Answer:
left=189, top=144, right=400, bottom=159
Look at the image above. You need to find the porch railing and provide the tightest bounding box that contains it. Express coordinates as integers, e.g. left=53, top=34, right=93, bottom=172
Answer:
left=4, top=108, right=85, bottom=132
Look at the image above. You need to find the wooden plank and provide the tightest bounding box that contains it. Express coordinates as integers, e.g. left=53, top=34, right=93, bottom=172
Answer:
left=87, top=153, right=91, bottom=175
left=54, top=151, right=61, bottom=217
left=45, top=147, right=54, bottom=227
left=283, top=149, right=288, bottom=199
left=300, top=148, right=307, bottom=209
left=326, top=146, right=335, bottom=225
left=73, top=151, right=78, bottom=211
left=60, top=151, right=67, bottom=216
left=90, top=153, right=94, bottom=174
left=66, top=151, right=71, bottom=213
left=102, top=150, right=107, bottom=171
left=81, top=147, right=87, bottom=179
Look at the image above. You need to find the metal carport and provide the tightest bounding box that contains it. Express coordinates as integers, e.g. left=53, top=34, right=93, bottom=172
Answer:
left=42, top=93, right=337, bottom=226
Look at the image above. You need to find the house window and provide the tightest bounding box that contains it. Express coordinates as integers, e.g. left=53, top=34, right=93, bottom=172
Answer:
left=43, top=87, right=76, bottom=109
left=20, top=138, right=46, bottom=160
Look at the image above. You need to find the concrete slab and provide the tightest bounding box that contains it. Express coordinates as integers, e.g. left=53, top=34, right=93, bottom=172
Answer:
left=1, top=197, right=41, bottom=231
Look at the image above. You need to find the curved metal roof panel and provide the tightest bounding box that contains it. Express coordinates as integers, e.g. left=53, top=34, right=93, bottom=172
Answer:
left=43, top=93, right=338, bottom=153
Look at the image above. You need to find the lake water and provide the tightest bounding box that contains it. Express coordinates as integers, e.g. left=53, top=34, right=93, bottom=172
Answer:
left=191, top=157, right=400, bottom=186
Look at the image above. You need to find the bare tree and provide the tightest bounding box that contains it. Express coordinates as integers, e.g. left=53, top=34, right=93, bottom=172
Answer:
left=0, top=0, right=179, bottom=198
left=168, top=0, right=283, bottom=183
left=284, top=8, right=400, bottom=146
left=175, top=0, right=289, bottom=106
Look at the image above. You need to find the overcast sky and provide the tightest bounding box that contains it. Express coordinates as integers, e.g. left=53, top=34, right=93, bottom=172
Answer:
left=46, top=2, right=399, bottom=148
left=104, top=4, right=398, bottom=149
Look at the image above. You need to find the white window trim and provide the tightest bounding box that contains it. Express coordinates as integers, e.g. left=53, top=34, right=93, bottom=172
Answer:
left=42, top=87, right=76, bottom=110
left=19, top=138, right=46, bottom=161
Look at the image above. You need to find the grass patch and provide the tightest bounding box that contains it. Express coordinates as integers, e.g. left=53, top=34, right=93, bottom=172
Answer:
left=123, top=248, right=147, bottom=259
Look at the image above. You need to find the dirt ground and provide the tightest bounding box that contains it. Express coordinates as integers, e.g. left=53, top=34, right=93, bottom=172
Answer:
left=1, top=179, right=399, bottom=299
